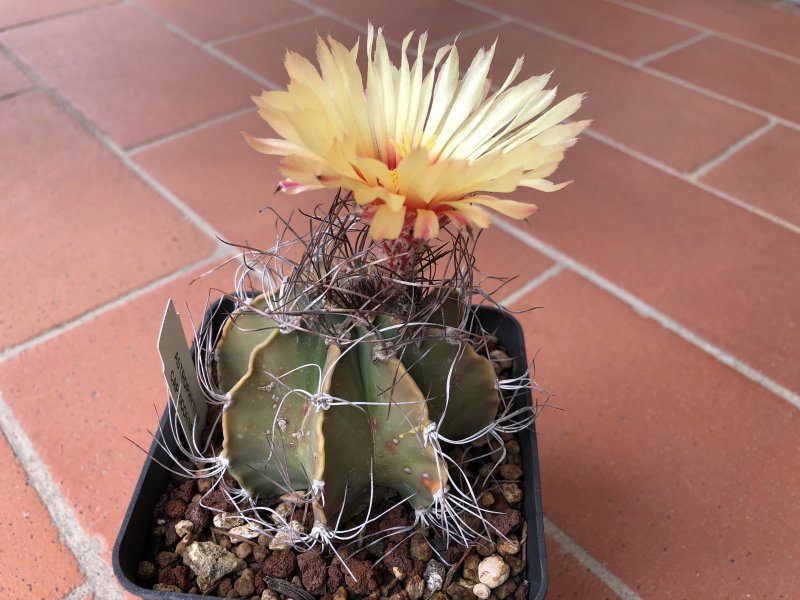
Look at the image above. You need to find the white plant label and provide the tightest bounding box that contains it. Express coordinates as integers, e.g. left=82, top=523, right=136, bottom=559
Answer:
left=158, top=300, right=207, bottom=447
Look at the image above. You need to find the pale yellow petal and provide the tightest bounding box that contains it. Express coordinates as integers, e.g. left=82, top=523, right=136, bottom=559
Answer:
left=370, top=204, right=407, bottom=240
left=242, top=133, right=316, bottom=158
left=396, top=146, right=441, bottom=203
left=420, top=44, right=459, bottom=146
left=413, top=209, right=440, bottom=240
left=519, top=178, right=572, bottom=192
left=442, top=201, right=492, bottom=229
left=430, top=41, right=496, bottom=157
left=463, top=195, right=538, bottom=220
left=501, top=93, right=584, bottom=152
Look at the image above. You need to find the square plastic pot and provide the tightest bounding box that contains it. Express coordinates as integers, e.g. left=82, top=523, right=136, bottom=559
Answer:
left=113, top=298, right=548, bottom=599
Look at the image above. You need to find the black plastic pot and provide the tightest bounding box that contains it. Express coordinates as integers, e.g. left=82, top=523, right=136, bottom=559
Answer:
left=113, top=298, right=548, bottom=599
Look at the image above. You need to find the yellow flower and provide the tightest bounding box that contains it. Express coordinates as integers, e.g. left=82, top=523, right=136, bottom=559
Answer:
left=246, top=25, right=589, bottom=241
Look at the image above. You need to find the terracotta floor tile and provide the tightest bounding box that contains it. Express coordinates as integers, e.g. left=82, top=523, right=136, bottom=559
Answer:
left=0, top=93, right=215, bottom=350
left=133, top=111, right=328, bottom=248
left=0, top=266, right=235, bottom=557
left=513, top=136, right=800, bottom=394
left=136, top=0, right=310, bottom=42
left=307, top=0, right=491, bottom=45
left=0, top=431, right=84, bottom=598
left=0, top=0, right=113, bottom=30
left=701, top=125, right=800, bottom=227
left=1, top=3, right=258, bottom=148
left=473, top=0, right=698, bottom=60
left=474, top=227, right=553, bottom=301
left=519, top=271, right=800, bottom=597
left=215, top=15, right=366, bottom=87
left=453, top=24, right=765, bottom=173
left=545, top=535, right=616, bottom=599
left=0, top=53, right=32, bottom=98
left=626, top=0, right=800, bottom=60
left=651, top=36, right=800, bottom=124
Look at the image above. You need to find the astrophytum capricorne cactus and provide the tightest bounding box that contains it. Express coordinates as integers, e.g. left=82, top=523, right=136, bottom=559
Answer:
left=215, top=293, right=500, bottom=529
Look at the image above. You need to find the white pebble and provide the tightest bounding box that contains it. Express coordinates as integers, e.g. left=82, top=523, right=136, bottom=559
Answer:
left=478, top=555, right=510, bottom=589
left=497, top=535, right=520, bottom=556
left=213, top=512, right=245, bottom=530
left=174, top=519, right=194, bottom=537
left=472, top=583, right=491, bottom=599
left=423, top=560, right=446, bottom=593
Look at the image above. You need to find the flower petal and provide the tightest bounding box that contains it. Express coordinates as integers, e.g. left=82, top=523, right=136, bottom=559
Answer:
left=442, top=201, right=492, bottom=229
left=413, top=209, right=440, bottom=240
left=464, top=195, right=538, bottom=220
left=370, top=204, right=407, bottom=240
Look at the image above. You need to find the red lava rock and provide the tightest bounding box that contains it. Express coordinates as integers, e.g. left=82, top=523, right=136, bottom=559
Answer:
left=343, top=558, right=377, bottom=595
left=495, top=579, right=517, bottom=600
left=411, top=560, right=425, bottom=576
left=184, top=502, right=209, bottom=533
left=164, top=520, right=180, bottom=547
left=170, top=479, right=195, bottom=504
left=378, top=506, right=408, bottom=542
left=292, top=508, right=315, bottom=530
left=447, top=582, right=477, bottom=600
left=164, top=499, right=187, bottom=519
left=514, top=581, right=529, bottom=600
left=327, top=563, right=344, bottom=592
left=204, top=489, right=233, bottom=511
left=254, top=575, right=266, bottom=595
left=492, top=508, right=521, bottom=535
left=158, top=565, right=191, bottom=591
left=383, top=542, right=413, bottom=575
left=262, top=549, right=296, bottom=578
left=297, top=551, right=327, bottom=595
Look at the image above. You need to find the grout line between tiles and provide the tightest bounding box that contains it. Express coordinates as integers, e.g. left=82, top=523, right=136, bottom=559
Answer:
left=583, top=127, right=800, bottom=235
left=498, top=264, right=564, bottom=309
left=491, top=218, right=800, bottom=411
left=131, top=2, right=282, bottom=92
left=0, top=44, right=229, bottom=248
left=605, top=0, right=800, bottom=66
left=688, top=119, right=777, bottom=179
left=427, top=17, right=511, bottom=49
left=636, top=63, right=800, bottom=134
left=634, top=31, right=710, bottom=66
left=207, top=10, right=321, bottom=46
left=287, top=0, right=370, bottom=36
left=126, top=106, right=254, bottom=155
left=0, top=393, right=122, bottom=599
left=544, top=516, right=644, bottom=600
left=0, top=0, right=124, bottom=34
left=61, top=581, right=94, bottom=600
left=0, top=249, right=230, bottom=364
left=452, top=0, right=800, bottom=134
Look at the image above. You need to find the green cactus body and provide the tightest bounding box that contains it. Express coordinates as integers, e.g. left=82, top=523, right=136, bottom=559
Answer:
left=215, top=294, right=278, bottom=392
left=374, top=312, right=501, bottom=440
left=215, top=294, right=499, bottom=526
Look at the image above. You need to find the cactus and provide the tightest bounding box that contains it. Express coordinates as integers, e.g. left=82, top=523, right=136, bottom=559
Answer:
left=214, top=293, right=501, bottom=528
